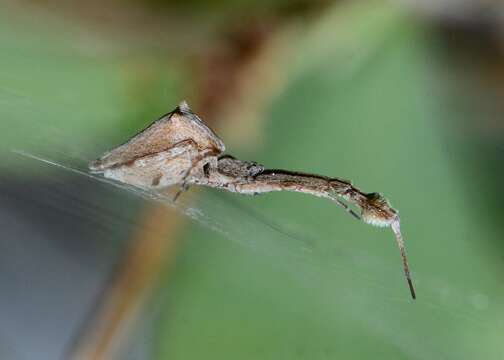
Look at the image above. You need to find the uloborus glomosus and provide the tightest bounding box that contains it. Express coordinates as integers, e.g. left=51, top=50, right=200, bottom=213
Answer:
left=90, top=101, right=416, bottom=299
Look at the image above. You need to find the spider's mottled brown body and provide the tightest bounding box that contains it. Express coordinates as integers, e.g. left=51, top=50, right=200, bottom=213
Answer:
left=90, top=102, right=416, bottom=299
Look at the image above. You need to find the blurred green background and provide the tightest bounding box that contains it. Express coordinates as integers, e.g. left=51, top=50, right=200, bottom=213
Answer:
left=1, top=1, right=503, bottom=359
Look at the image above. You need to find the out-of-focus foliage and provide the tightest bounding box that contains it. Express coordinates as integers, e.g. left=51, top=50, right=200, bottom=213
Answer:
left=0, top=10, right=185, bottom=167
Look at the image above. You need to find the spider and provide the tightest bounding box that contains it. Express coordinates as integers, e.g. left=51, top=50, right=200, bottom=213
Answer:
left=90, top=101, right=416, bottom=299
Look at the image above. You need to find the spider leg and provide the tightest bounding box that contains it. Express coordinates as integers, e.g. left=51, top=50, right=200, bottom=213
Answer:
left=173, top=182, right=190, bottom=202
left=334, top=198, right=361, bottom=220
left=172, top=149, right=219, bottom=202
